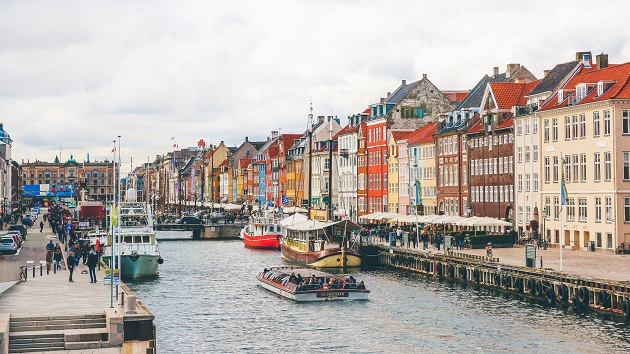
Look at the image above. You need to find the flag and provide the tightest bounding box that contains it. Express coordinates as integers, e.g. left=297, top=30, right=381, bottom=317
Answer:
left=111, top=205, right=118, bottom=227
left=111, top=148, right=115, bottom=153
left=267, top=199, right=272, bottom=207
left=560, top=155, right=568, bottom=206
left=281, top=195, right=288, bottom=206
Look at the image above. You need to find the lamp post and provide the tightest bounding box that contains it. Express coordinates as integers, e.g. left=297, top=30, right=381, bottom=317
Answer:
left=541, top=207, right=547, bottom=247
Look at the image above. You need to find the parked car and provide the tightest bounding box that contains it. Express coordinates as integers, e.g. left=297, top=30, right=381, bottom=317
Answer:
left=8, top=225, right=27, bottom=240
left=0, top=236, right=18, bottom=254
left=7, top=230, right=22, bottom=245
left=4, top=233, right=21, bottom=248
left=178, top=216, right=202, bottom=225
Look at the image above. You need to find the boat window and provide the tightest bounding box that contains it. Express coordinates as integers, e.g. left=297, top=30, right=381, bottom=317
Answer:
left=142, top=236, right=150, bottom=243
left=124, top=236, right=133, bottom=244
left=134, top=236, right=143, bottom=243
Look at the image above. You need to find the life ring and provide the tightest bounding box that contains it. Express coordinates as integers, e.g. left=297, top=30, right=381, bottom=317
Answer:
left=578, top=287, right=589, bottom=305
left=157, top=257, right=164, bottom=265
left=622, top=299, right=630, bottom=319
left=472, top=268, right=480, bottom=283
left=557, top=284, right=569, bottom=302
left=598, top=290, right=610, bottom=308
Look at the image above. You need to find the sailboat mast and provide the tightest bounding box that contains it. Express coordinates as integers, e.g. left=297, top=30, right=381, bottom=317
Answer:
left=328, top=117, right=333, bottom=222
left=308, top=101, right=314, bottom=214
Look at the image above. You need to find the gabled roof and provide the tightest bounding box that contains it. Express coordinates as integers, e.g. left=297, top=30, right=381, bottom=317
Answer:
left=467, top=119, right=483, bottom=134
left=239, top=158, right=251, bottom=168
left=496, top=116, right=513, bottom=130
left=387, top=80, right=420, bottom=105
left=391, top=130, right=413, bottom=142
left=218, top=159, right=228, bottom=168
left=337, top=123, right=361, bottom=136
left=489, top=80, right=539, bottom=109
left=540, top=61, right=630, bottom=111
left=408, top=122, right=440, bottom=145
left=527, top=60, right=580, bottom=96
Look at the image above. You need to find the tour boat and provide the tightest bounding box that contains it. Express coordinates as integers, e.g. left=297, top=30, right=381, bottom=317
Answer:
left=240, top=213, right=282, bottom=250
left=257, top=266, right=369, bottom=301
left=281, top=219, right=362, bottom=268
left=103, top=189, right=163, bottom=279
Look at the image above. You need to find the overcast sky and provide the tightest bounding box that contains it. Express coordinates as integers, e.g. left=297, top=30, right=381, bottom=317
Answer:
left=2, top=0, right=629, bottom=173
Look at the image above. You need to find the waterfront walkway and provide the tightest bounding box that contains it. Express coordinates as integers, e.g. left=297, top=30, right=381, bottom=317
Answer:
left=0, top=209, right=124, bottom=354
left=377, top=239, right=630, bottom=283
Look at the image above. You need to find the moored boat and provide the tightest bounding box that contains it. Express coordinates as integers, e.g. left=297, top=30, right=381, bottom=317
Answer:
left=257, top=266, right=369, bottom=301
left=240, top=213, right=282, bottom=250
left=281, top=219, right=362, bottom=268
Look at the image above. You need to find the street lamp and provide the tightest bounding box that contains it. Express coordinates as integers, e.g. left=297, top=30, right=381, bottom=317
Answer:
left=541, top=207, right=547, bottom=246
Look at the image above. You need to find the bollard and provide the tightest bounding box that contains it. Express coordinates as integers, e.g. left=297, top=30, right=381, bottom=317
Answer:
left=125, top=294, right=138, bottom=314
left=540, top=256, right=543, bottom=268
left=32, top=265, right=35, bottom=278
left=54, top=264, right=56, bottom=274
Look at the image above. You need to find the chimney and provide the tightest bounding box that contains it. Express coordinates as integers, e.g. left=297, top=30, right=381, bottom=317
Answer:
left=493, top=67, right=499, bottom=78
left=422, top=73, right=427, bottom=79
left=380, top=98, right=385, bottom=104
left=318, top=115, right=324, bottom=124
left=245, top=136, right=249, bottom=142
left=220, top=140, right=224, bottom=145
left=596, top=53, right=609, bottom=69
left=506, top=63, right=521, bottom=78
left=543, top=70, right=551, bottom=77
left=402, top=80, right=407, bottom=86
left=387, top=92, right=391, bottom=98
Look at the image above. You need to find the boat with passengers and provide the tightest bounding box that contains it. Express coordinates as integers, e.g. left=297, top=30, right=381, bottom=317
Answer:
left=281, top=219, right=363, bottom=268
left=257, top=266, right=369, bottom=301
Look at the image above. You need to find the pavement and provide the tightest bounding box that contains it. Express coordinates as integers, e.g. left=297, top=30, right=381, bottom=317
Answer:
left=0, top=208, right=123, bottom=354
left=380, top=238, right=630, bottom=283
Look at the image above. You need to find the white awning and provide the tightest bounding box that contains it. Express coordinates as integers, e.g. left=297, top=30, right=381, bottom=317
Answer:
left=279, top=213, right=308, bottom=226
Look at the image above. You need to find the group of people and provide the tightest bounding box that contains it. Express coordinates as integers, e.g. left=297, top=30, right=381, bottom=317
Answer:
left=45, top=237, right=99, bottom=283
left=287, top=272, right=360, bottom=290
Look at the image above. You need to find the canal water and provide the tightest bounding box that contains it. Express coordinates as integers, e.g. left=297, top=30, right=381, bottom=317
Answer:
left=125, top=232, right=630, bottom=353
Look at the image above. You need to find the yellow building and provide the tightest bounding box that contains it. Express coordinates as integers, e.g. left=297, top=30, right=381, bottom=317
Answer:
left=387, top=131, right=412, bottom=213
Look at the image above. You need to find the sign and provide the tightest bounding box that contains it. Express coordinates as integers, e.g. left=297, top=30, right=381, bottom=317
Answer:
left=525, top=244, right=536, bottom=268
left=316, top=292, right=349, bottom=298
left=444, top=236, right=452, bottom=251
left=104, top=269, right=120, bottom=285
left=79, top=221, right=90, bottom=227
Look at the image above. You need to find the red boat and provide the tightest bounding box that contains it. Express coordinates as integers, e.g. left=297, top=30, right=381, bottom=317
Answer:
left=240, top=216, right=282, bottom=250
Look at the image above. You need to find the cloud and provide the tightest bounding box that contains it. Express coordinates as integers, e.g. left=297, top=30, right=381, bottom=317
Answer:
left=1, top=0, right=629, bottom=171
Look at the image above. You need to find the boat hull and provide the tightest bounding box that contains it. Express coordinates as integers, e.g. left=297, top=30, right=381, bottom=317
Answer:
left=103, top=254, right=160, bottom=279
left=281, top=243, right=361, bottom=268
left=241, top=229, right=281, bottom=250
left=257, top=275, right=369, bottom=301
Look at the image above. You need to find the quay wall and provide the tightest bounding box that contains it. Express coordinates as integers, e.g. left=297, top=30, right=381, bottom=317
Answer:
left=378, top=247, right=630, bottom=319
left=197, top=225, right=241, bottom=240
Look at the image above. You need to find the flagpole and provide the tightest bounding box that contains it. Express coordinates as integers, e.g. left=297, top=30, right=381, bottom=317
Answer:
left=117, top=136, right=122, bottom=285
left=110, top=140, right=116, bottom=308
left=560, top=152, right=564, bottom=272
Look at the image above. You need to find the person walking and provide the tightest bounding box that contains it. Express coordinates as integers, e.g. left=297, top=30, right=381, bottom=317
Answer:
left=45, top=249, right=53, bottom=274
left=53, top=244, right=62, bottom=271
left=40, top=220, right=44, bottom=233
left=45, top=240, right=55, bottom=254
left=67, top=251, right=75, bottom=282
left=87, top=246, right=98, bottom=283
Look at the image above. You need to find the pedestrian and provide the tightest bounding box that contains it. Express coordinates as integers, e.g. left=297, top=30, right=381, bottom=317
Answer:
left=82, top=242, right=90, bottom=265
left=40, top=220, right=44, bottom=233
left=54, top=244, right=62, bottom=271
left=67, top=251, right=75, bottom=282
left=45, top=240, right=55, bottom=254
left=45, top=249, right=53, bottom=274
left=87, top=246, right=98, bottom=283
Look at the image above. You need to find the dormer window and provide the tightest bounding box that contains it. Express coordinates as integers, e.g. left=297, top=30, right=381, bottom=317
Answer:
left=597, top=82, right=604, bottom=97
left=558, top=90, right=564, bottom=103
left=576, top=84, right=587, bottom=101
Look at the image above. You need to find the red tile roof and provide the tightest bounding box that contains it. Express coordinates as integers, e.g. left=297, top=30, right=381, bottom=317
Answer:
left=239, top=158, right=250, bottom=168
left=268, top=145, right=279, bottom=159
left=407, top=122, right=440, bottom=145
left=442, top=90, right=470, bottom=102
left=489, top=80, right=539, bottom=109
left=540, top=62, right=630, bottom=111
left=496, top=116, right=513, bottom=130
left=391, top=130, right=414, bottom=142
left=467, top=120, right=483, bottom=134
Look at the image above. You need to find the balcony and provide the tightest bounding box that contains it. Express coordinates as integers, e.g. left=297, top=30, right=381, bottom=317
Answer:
left=515, top=103, right=538, bottom=117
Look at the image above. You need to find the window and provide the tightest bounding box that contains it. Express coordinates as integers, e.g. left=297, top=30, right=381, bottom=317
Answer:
left=594, top=153, right=601, bottom=182
left=625, top=197, right=630, bottom=223
left=525, top=118, right=530, bottom=135
left=544, top=157, right=550, bottom=183
left=518, top=174, right=523, bottom=192
left=545, top=197, right=550, bottom=220
left=553, top=156, right=559, bottom=183
left=564, top=116, right=571, bottom=140
left=544, top=119, right=550, bottom=142
left=518, top=147, right=523, bottom=163
left=625, top=152, right=630, bottom=181
left=604, top=110, right=611, bottom=136
left=525, top=146, right=530, bottom=162
left=595, top=197, right=602, bottom=222
left=533, top=173, right=539, bottom=192
left=596, top=232, right=602, bottom=248
left=607, top=233, right=613, bottom=249
left=533, top=145, right=538, bottom=162
left=554, top=196, right=560, bottom=220
left=605, top=197, right=613, bottom=222
left=604, top=152, right=612, bottom=181
left=567, top=198, right=575, bottom=221
left=576, top=84, right=587, bottom=101
left=572, top=115, right=578, bottom=140
left=517, top=120, right=523, bottom=135
left=580, top=154, right=586, bottom=182
left=552, top=118, right=558, bottom=141
left=623, top=110, right=630, bottom=134
left=580, top=113, right=586, bottom=138
left=593, top=111, right=601, bottom=137
left=525, top=174, right=531, bottom=192
left=579, top=198, right=587, bottom=222
left=533, top=118, right=538, bottom=134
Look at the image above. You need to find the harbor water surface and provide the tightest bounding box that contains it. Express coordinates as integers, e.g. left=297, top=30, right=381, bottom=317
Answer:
left=125, top=231, right=630, bottom=353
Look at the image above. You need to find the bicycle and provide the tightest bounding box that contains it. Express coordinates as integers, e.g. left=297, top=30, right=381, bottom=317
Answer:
left=19, top=266, right=28, bottom=282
